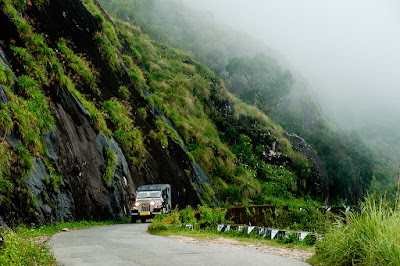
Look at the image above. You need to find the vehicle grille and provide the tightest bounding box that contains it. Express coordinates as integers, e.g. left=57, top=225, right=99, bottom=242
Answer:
left=141, top=204, right=150, bottom=212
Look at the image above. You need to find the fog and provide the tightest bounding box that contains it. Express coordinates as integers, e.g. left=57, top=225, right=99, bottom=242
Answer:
left=183, top=0, right=400, bottom=131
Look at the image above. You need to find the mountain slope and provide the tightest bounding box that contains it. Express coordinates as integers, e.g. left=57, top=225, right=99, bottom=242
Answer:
left=98, top=0, right=383, bottom=204
left=0, top=0, right=329, bottom=226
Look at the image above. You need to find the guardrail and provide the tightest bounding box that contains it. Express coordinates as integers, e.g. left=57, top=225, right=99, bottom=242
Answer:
left=177, top=223, right=321, bottom=243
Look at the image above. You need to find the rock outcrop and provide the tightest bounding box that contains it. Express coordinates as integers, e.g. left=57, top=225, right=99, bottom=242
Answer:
left=285, top=132, right=329, bottom=203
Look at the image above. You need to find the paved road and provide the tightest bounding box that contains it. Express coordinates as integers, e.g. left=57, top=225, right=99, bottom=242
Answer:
left=49, top=223, right=310, bottom=266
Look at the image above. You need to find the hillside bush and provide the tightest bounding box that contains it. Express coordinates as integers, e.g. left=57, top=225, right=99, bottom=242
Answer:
left=197, top=205, right=227, bottom=229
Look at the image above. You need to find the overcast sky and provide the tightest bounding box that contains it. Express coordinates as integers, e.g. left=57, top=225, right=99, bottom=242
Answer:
left=183, top=0, right=400, bottom=129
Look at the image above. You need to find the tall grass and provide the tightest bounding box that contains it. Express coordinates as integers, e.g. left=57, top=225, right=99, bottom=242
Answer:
left=311, top=196, right=400, bottom=265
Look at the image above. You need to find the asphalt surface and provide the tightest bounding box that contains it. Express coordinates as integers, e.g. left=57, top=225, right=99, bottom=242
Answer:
left=49, top=223, right=310, bottom=266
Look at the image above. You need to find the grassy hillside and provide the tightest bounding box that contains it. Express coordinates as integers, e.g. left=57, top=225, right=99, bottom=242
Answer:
left=97, top=0, right=393, bottom=204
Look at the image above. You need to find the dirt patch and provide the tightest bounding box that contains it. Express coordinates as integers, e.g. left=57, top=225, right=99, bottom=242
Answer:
left=167, top=235, right=314, bottom=262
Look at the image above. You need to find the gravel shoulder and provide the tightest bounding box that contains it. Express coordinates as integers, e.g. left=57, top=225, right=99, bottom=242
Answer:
left=167, top=235, right=314, bottom=262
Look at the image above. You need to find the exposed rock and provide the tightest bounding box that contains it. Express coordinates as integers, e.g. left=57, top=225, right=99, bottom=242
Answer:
left=284, top=132, right=329, bottom=203
left=0, top=217, right=8, bottom=229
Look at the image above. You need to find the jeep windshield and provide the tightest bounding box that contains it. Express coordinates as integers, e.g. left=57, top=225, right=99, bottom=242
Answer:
left=136, top=191, right=162, bottom=199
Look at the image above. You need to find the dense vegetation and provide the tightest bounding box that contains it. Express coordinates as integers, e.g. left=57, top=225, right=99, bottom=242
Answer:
left=97, top=0, right=396, bottom=204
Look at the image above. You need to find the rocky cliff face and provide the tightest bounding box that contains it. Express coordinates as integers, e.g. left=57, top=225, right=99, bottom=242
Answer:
left=285, top=132, right=329, bottom=203
left=0, top=0, right=209, bottom=226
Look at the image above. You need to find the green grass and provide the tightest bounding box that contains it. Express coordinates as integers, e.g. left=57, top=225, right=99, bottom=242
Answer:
left=150, top=119, right=183, bottom=148
left=103, top=99, right=147, bottom=165
left=93, top=33, right=121, bottom=72
left=0, top=59, right=14, bottom=87
left=0, top=219, right=130, bottom=265
left=118, top=85, right=131, bottom=99
left=43, top=158, right=63, bottom=191
left=310, top=196, right=400, bottom=265
left=102, top=147, right=118, bottom=187
left=57, top=38, right=99, bottom=94
left=10, top=45, right=47, bottom=84
left=0, top=141, right=13, bottom=205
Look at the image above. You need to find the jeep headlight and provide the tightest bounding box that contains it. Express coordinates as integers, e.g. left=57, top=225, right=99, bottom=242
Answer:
left=135, top=202, right=140, bottom=207
left=150, top=201, right=155, bottom=206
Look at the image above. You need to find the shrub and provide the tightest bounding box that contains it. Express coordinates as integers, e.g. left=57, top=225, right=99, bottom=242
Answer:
left=179, top=206, right=197, bottom=225
left=197, top=205, right=227, bottom=229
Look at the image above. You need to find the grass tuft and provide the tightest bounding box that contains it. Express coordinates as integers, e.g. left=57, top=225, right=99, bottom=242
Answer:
left=103, top=99, right=147, bottom=165
left=102, top=147, right=118, bottom=187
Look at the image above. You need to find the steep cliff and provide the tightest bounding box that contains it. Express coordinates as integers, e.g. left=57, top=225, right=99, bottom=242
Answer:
left=0, top=0, right=329, bottom=226
left=0, top=0, right=205, bottom=226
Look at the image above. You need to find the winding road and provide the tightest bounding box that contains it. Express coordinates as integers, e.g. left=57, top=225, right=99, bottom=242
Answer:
left=49, top=223, right=310, bottom=265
